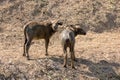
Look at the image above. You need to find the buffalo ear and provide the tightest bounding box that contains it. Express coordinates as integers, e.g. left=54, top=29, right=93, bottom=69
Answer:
left=48, top=22, right=52, bottom=26
left=74, top=25, right=82, bottom=34
left=52, top=22, right=58, bottom=31
left=51, top=20, right=60, bottom=30
left=74, top=25, right=79, bottom=32
left=46, top=22, right=52, bottom=29
left=52, top=20, right=63, bottom=31
left=57, top=20, right=63, bottom=25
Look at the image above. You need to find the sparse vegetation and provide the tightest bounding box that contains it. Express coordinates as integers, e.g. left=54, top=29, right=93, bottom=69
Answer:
left=0, top=0, right=120, bottom=80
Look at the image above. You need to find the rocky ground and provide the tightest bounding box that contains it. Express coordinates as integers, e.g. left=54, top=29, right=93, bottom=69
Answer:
left=0, top=30, right=120, bottom=80
left=0, top=0, right=120, bottom=80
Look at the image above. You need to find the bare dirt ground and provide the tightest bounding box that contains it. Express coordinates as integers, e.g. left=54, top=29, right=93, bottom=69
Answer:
left=0, top=0, right=120, bottom=80
left=0, top=28, right=120, bottom=80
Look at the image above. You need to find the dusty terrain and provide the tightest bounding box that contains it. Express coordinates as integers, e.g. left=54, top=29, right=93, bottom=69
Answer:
left=0, top=29, right=120, bottom=80
left=0, top=0, right=120, bottom=80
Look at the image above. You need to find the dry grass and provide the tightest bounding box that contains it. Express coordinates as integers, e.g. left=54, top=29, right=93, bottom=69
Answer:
left=0, top=29, right=120, bottom=79
left=0, top=0, right=120, bottom=80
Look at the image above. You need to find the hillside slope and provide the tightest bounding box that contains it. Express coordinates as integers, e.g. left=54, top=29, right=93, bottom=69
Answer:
left=0, top=0, right=120, bottom=32
left=0, top=0, right=120, bottom=80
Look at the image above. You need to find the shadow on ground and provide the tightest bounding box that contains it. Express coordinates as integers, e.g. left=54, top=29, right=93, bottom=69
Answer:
left=0, top=55, right=120, bottom=80
left=48, top=56, right=120, bottom=80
